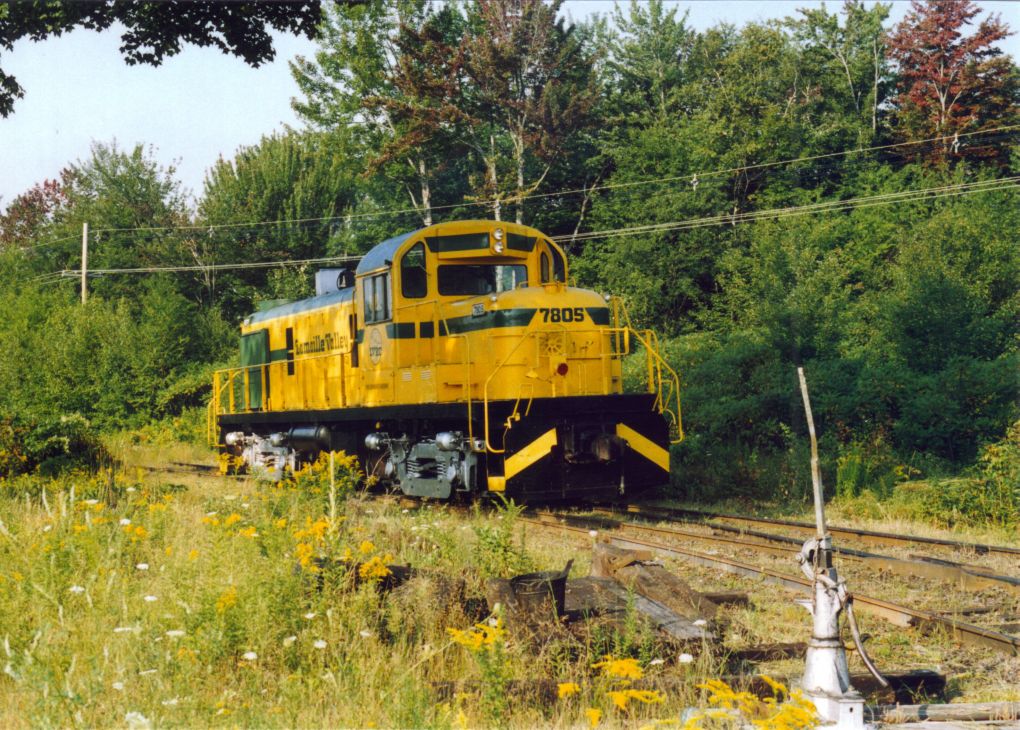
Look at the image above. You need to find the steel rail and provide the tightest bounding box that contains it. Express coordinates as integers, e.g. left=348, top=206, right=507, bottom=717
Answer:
left=574, top=509, right=1020, bottom=596
left=521, top=517, right=1020, bottom=657
left=606, top=503, right=1020, bottom=558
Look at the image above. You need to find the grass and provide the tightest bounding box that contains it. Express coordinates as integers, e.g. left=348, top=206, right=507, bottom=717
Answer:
left=0, top=441, right=1016, bottom=727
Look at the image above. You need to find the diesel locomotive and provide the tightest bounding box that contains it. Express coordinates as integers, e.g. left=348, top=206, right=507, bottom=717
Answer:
left=210, top=220, right=681, bottom=501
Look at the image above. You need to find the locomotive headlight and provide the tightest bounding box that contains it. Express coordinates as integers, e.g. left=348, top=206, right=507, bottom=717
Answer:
left=492, top=227, right=504, bottom=253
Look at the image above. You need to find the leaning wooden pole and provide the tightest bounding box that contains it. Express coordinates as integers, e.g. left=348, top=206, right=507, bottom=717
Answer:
left=797, top=366, right=825, bottom=538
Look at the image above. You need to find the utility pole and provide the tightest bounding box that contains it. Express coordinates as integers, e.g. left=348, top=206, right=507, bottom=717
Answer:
left=81, top=222, right=88, bottom=305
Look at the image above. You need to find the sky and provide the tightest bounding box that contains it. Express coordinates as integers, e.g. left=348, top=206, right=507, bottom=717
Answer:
left=1, top=1, right=1017, bottom=212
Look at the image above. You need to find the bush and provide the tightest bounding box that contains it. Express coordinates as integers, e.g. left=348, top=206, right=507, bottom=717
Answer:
left=0, top=413, right=109, bottom=478
left=888, top=422, right=1020, bottom=528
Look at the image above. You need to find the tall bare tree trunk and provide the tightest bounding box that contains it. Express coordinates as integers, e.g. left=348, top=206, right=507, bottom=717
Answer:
left=418, top=158, right=432, bottom=226
left=488, top=134, right=501, bottom=221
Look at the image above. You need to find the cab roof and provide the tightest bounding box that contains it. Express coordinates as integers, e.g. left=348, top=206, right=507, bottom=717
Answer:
left=354, top=220, right=546, bottom=276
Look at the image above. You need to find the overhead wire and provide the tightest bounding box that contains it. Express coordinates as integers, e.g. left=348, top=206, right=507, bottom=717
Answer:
left=72, top=124, right=1020, bottom=236
left=42, top=176, right=1018, bottom=279
left=553, top=176, right=1020, bottom=243
left=56, top=254, right=361, bottom=277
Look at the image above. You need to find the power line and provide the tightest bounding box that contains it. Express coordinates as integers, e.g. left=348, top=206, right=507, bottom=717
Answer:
left=57, top=254, right=360, bottom=277
left=45, top=177, right=1017, bottom=279
left=554, top=177, right=1020, bottom=243
left=74, top=124, right=1019, bottom=236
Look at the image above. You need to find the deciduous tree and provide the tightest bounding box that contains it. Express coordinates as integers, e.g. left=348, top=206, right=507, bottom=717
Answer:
left=886, top=0, right=1018, bottom=163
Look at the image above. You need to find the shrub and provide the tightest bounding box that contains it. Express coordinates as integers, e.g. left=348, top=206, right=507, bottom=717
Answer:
left=0, top=413, right=109, bottom=478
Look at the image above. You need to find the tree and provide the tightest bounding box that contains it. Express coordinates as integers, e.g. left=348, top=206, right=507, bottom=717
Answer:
left=603, top=0, right=696, bottom=126
left=0, top=179, right=64, bottom=249
left=789, top=0, right=891, bottom=145
left=886, top=0, right=1019, bottom=163
left=0, top=1, right=323, bottom=117
left=51, top=142, right=190, bottom=302
left=198, top=131, right=356, bottom=316
left=457, top=0, right=598, bottom=223
left=291, top=0, right=457, bottom=226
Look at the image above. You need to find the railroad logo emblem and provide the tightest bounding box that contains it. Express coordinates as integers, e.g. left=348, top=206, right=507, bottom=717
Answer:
left=368, top=328, right=384, bottom=364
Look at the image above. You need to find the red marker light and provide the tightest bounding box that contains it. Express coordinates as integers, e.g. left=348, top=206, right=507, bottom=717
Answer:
left=556, top=363, right=569, bottom=376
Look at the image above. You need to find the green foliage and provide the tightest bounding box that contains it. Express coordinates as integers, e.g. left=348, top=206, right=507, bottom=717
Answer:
left=472, top=497, right=533, bottom=578
left=0, top=413, right=108, bottom=478
left=890, top=422, right=1020, bottom=528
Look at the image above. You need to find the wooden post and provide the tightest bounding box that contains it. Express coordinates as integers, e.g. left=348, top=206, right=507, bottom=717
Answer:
left=80, top=222, right=89, bottom=305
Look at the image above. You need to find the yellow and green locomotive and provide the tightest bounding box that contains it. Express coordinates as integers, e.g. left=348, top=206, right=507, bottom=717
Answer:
left=210, top=220, right=681, bottom=501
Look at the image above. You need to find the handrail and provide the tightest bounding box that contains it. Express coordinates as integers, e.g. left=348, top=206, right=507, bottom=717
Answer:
left=613, top=297, right=684, bottom=443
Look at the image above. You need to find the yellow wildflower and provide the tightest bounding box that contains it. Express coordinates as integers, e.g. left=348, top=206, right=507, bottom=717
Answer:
left=201, top=515, right=220, bottom=526
left=236, top=526, right=258, bottom=538
left=358, top=540, right=375, bottom=555
left=593, top=655, right=644, bottom=681
left=73, top=524, right=88, bottom=533
left=558, top=682, right=580, bottom=699
left=223, top=513, right=242, bottom=527
left=446, top=618, right=504, bottom=653
left=607, top=689, right=665, bottom=712
left=585, top=708, right=602, bottom=727
left=358, top=555, right=392, bottom=582
left=295, top=542, right=317, bottom=572
left=187, top=549, right=200, bottom=561
left=215, top=585, right=238, bottom=613
left=274, top=518, right=287, bottom=529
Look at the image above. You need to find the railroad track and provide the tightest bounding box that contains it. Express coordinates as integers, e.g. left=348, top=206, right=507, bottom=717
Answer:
left=606, top=503, right=1020, bottom=558
left=524, top=509, right=1020, bottom=657
left=576, top=508, right=1020, bottom=597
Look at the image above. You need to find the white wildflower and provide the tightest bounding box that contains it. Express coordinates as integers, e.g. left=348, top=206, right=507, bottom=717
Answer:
left=84, top=499, right=99, bottom=505
left=359, top=630, right=373, bottom=638
left=678, top=653, right=695, bottom=664
left=649, top=658, right=666, bottom=666
left=165, top=630, right=185, bottom=639
left=126, top=487, right=136, bottom=493
left=693, top=619, right=707, bottom=627
left=138, top=669, right=158, bottom=676
left=143, top=595, right=158, bottom=603
left=119, top=518, right=131, bottom=526
left=303, top=612, right=316, bottom=620
left=43, top=525, right=52, bottom=532
left=136, top=563, right=149, bottom=571
left=588, top=530, right=598, bottom=538
left=124, top=711, right=150, bottom=729
left=161, top=697, right=179, bottom=707
left=313, top=639, right=327, bottom=650
left=69, top=585, right=85, bottom=594
left=242, top=651, right=258, bottom=661
left=282, top=635, right=297, bottom=647
left=112, top=681, right=125, bottom=691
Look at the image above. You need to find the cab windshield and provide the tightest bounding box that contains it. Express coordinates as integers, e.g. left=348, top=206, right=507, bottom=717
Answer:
left=437, top=264, right=528, bottom=296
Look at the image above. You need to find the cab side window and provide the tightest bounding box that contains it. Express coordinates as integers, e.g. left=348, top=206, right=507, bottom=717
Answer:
left=363, top=273, right=391, bottom=323
left=400, top=242, right=427, bottom=298
left=540, top=251, right=551, bottom=283
left=550, top=246, right=566, bottom=283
